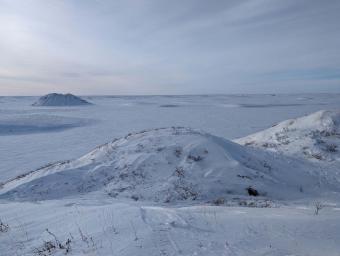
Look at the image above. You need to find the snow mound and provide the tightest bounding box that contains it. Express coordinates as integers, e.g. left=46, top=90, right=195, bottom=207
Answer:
left=236, top=110, right=340, bottom=161
left=0, top=127, right=328, bottom=202
left=32, top=93, right=92, bottom=106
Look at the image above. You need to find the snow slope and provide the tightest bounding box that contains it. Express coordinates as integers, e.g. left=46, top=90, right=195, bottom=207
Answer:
left=0, top=127, right=334, bottom=202
left=32, top=93, right=92, bottom=106
left=236, top=110, right=340, bottom=162
left=1, top=199, right=340, bottom=256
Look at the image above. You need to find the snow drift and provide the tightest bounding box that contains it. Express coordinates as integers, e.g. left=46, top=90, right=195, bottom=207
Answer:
left=32, top=93, right=92, bottom=106
left=236, top=110, right=340, bottom=161
left=0, top=127, right=328, bottom=202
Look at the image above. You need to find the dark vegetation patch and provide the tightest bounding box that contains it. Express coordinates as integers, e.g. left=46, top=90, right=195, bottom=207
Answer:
left=247, top=186, right=259, bottom=196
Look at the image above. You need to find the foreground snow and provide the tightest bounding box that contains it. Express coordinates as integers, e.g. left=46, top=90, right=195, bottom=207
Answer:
left=1, top=198, right=340, bottom=256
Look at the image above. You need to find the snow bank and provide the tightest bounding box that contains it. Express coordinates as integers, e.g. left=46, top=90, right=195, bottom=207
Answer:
left=1, top=199, right=340, bottom=256
left=235, top=110, right=340, bottom=161
left=32, top=93, right=92, bottom=106
left=0, top=127, right=327, bottom=202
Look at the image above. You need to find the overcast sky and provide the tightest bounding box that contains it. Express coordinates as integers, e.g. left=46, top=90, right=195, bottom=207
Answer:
left=0, top=0, right=339, bottom=95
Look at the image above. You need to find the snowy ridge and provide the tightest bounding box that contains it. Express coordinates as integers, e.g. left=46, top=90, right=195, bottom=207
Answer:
left=32, top=93, right=92, bottom=106
left=236, top=110, right=340, bottom=161
left=0, top=127, right=329, bottom=202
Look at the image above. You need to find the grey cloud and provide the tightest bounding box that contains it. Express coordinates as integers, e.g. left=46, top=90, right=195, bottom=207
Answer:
left=0, top=0, right=339, bottom=95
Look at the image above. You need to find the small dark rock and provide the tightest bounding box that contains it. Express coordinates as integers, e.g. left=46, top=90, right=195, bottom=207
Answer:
left=247, top=186, right=259, bottom=196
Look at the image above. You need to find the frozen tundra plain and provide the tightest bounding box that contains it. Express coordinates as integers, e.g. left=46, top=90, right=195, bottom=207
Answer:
left=1, top=94, right=340, bottom=256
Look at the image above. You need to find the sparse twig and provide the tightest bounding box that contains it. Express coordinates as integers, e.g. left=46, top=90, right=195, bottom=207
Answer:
left=130, top=221, right=138, bottom=241
left=314, top=201, right=324, bottom=215
left=0, top=218, right=9, bottom=233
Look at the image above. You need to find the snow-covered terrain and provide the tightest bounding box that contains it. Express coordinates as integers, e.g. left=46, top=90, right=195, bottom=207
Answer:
left=2, top=127, right=333, bottom=203
left=1, top=94, right=340, bottom=256
left=236, top=110, right=340, bottom=162
left=32, top=93, right=92, bottom=106
left=1, top=93, right=340, bottom=183
left=1, top=199, right=340, bottom=256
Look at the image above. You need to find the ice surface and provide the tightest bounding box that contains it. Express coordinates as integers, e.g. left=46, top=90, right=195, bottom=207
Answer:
left=0, top=114, right=92, bottom=135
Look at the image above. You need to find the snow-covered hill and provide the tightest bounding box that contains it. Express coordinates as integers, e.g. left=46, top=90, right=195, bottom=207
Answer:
left=236, top=110, right=340, bottom=162
left=32, top=93, right=92, bottom=106
left=1, top=127, right=334, bottom=203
